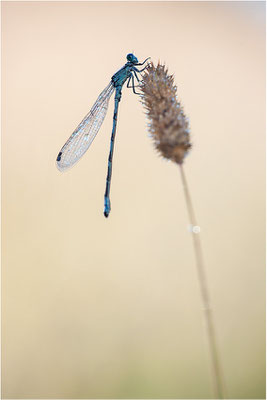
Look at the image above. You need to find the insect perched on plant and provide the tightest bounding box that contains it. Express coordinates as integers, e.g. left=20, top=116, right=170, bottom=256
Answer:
left=56, top=53, right=150, bottom=218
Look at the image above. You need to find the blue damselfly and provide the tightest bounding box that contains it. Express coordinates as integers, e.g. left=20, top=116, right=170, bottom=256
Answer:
left=56, top=53, right=150, bottom=217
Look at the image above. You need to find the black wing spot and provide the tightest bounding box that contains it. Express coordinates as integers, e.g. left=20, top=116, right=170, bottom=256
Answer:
left=57, top=152, right=62, bottom=162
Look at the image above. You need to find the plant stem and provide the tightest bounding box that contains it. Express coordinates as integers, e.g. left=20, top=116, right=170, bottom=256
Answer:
left=179, top=164, right=225, bottom=399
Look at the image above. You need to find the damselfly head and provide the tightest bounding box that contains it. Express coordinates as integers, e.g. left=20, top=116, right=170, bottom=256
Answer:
left=127, top=53, right=138, bottom=64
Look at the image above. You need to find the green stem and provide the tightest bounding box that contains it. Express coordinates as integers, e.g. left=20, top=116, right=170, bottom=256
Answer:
left=179, top=164, right=225, bottom=399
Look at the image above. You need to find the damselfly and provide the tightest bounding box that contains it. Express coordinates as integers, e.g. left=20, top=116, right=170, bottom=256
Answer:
left=56, top=53, right=150, bottom=217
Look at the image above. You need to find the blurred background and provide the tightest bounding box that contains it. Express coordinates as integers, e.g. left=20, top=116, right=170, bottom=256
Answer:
left=2, top=1, right=265, bottom=398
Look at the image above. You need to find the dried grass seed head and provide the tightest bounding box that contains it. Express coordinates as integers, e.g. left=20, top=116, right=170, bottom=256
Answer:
left=141, top=63, right=191, bottom=164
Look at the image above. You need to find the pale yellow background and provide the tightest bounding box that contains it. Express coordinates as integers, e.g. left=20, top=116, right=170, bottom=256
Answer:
left=2, top=1, right=265, bottom=399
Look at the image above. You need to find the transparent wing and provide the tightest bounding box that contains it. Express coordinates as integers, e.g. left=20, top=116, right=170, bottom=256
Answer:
left=56, top=82, right=115, bottom=171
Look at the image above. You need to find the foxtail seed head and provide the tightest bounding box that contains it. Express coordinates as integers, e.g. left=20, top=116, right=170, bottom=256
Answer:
left=140, top=63, right=191, bottom=164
